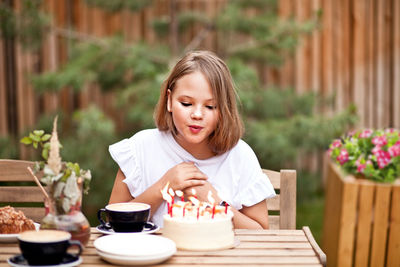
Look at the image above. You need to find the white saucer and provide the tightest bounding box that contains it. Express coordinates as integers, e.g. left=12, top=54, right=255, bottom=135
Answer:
left=94, top=234, right=176, bottom=265
left=7, top=253, right=82, bottom=267
left=96, top=223, right=159, bottom=235
left=0, top=223, right=40, bottom=243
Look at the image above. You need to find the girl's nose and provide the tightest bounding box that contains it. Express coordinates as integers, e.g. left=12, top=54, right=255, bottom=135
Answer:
left=191, top=107, right=203, bottom=119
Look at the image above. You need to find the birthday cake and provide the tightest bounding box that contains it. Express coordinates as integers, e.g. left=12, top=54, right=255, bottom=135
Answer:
left=161, top=186, right=235, bottom=251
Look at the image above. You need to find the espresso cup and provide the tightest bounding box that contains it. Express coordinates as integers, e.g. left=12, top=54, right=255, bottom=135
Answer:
left=97, top=202, right=151, bottom=232
left=18, top=230, right=82, bottom=265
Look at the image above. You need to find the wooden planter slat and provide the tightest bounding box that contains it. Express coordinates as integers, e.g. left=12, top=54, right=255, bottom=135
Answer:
left=370, top=184, right=391, bottom=267
left=337, top=179, right=358, bottom=267
left=323, top=160, right=400, bottom=267
left=387, top=184, right=400, bottom=266
left=354, top=182, right=374, bottom=267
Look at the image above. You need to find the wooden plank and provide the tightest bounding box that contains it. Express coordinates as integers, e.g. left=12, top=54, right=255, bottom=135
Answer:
left=238, top=234, right=307, bottom=242
left=265, top=195, right=279, bottom=211
left=370, top=184, right=391, bottom=267
left=234, top=229, right=304, bottom=235
left=13, top=207, right=45, bottom=223
left=278, top=0, right=294, bottom=88
left=14, top=0, right=36, bottom=159
left=351, top=0, right=368, bottom=127
left=303, top=226, right=326, bottom=266
left=354, top=180, right=375, bottom=267
left=175, top=248, right=316, bottom=256
left=165, top=256, right=322, bottom=265
left=0, top=38, right=7, bottom=136
left=280, top=170, right=296, bottom=229
left=393, top=0, right=400, bottom=128
left=41, top=0, right=59, bottom=113
left=321, top=0, right=334, bottom=115
left=375, top=0, right=391, bottom=127
left=262, top=169, right=280, bottom=189
left=268, top=215, right=280, bottom=229
left=0, top=160, right=35, bottom=181
left=334, top=0, right=350, bottom=112
left=387, top=183, right=400, bottom=266
left=295, top=0, right=311, bottom=93
left=213, top=241, right=312, bottom=250
left=56, top=0, right=73, bottom=117
left=366, top=0, right=376, bottom=127
left=322, top=161, right=342, bottom=267
left=337, top=178, right=358, bottom=267
left=0, top=186, right=45, bottom=202
left=75, top=0, right=90, bottom=108
left=311, top=0, right=321, bottom=93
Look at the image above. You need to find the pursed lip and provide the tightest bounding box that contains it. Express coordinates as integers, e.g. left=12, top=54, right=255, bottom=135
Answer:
left=189, top=125, right=204, bottom=130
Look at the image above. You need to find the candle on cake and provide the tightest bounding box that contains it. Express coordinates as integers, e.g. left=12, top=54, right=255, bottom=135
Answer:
left=161, top=182, right=173, bottom=216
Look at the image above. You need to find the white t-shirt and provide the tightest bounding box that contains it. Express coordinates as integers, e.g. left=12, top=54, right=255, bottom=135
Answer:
left=109, top=129, right=276, bottom=227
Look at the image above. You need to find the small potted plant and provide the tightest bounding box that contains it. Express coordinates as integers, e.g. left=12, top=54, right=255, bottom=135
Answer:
left=323, top=129, right=400, bottom=267
left=21, top=117, right=92, bottom=246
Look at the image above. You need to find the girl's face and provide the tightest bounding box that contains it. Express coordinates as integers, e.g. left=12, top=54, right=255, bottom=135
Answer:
left=167, top=71, right=219, bottom=158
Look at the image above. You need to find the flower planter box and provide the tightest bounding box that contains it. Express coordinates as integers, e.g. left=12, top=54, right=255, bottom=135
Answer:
left=322, top=160, right=400, bottom=267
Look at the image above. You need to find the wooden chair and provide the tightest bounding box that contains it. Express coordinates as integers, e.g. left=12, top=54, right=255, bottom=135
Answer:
left=263, top=169, right=297, bottom=229
left=0, top=159, right=45, bottom=222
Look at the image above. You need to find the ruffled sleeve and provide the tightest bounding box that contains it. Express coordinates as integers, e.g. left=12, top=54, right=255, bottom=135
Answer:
left=108, top=137, right=143, bottom=197
left=231, top=141, right=276, bottom=209
left=236, top=172, right=275, bottom=208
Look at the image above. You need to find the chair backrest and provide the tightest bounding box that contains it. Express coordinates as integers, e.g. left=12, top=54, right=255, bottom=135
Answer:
left=0, top=159, right=45, bottom=222
left=263, top=169, right=297, bottom=229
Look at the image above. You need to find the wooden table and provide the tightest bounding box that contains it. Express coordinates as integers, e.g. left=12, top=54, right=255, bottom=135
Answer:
left=0, top=226, right=326, bottom=267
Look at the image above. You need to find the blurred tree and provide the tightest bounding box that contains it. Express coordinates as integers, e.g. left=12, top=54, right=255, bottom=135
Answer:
left=1, top=0, right=356, bottom=229
left=0, top=0, right=49, bottom=51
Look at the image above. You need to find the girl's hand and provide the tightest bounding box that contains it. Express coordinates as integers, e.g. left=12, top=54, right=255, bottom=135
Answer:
left=183, top=181, right=221, bottom=203
left=163, top=162, right=208, bottom=191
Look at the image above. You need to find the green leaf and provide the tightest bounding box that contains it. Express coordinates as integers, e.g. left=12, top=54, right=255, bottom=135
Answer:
left=33, top=142, right=38, bottom=149
left=41, top=134, right=51, bottom=141
left=33, top=130, right=44, bottom=136
left=42, top=148, right=48, bottom=160
left=20, top=137, right=32, bottom=145
left=29, top=133, right=41, bottom=142
left=73, top=163, right=80, bottom=175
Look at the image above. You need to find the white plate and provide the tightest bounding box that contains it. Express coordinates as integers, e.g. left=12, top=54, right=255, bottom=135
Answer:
left=94, top=234, right=176, bottom=265
left=97, top=250, right=174, bottom=266
left=0, top=223, right=40, bottom=243
left=96, top=223, right=159, bottom=235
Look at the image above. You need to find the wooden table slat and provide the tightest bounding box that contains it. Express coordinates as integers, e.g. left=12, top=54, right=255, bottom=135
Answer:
left=0, top=227, right=325, bottom=266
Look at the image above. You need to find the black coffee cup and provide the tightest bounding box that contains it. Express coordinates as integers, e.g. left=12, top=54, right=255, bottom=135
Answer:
left=18, top=230, right=82, bottom=265
left=97, top=202, right=151, bottom=232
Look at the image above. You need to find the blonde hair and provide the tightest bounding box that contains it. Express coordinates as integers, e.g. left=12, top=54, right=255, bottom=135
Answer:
left=154, top=50, right=244, bottom=155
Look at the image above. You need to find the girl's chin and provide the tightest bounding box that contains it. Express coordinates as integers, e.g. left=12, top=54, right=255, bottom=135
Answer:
left=176, top=133, right=207, bottom=145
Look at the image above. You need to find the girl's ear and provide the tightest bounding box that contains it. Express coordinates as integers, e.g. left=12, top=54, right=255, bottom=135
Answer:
left=167, top=89, right=172, bottom=112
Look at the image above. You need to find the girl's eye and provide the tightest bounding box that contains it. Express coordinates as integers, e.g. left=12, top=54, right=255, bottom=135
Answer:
left=206, top=105, right=216, bottom=110
left=181, top=102, right=191, bottom=107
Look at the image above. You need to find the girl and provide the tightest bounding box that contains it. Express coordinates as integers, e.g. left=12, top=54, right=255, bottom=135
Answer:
left=108, top=50, right=275, bottom=229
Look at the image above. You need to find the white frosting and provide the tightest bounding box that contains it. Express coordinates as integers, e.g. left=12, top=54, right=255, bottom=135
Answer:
left=162, top=202, right=234, bottom=251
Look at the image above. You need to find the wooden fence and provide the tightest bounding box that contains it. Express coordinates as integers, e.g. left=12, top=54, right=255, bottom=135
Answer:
left=1, top=0, right=399, bottom=147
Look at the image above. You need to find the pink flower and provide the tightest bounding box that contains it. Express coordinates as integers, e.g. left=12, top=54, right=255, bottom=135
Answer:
left=372, top=135, right=387, bottom=146
left=388, top=142, right=400, bottom=157
left=355, top=158, right=366, bottom=173
left=357, top=163, right=366, bottom=173
left=375, top=150, right=391, bottom=169
left=348, top=130, right=357, bottom=137
left=372, top=146, right=382, bottom=156
left=331, top=139, right=342, bottom=148
left=337, top=149, right=349, bottom=165
left=359, top=129, right=373, bottom=138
